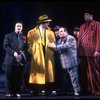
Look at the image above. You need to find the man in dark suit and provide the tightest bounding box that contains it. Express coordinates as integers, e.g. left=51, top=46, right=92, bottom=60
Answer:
left=3, top=21, right=27, bottom=97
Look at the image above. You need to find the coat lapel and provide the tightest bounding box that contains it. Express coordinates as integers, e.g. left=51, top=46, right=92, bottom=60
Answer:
left=12, top=32, right=19, bottom=46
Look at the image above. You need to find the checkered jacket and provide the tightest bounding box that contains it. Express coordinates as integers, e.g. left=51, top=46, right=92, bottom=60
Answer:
left=57, top=35, right=78, bottom=69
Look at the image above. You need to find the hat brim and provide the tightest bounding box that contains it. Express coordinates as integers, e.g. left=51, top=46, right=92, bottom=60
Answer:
left=37, top=19, right=52, bottom=24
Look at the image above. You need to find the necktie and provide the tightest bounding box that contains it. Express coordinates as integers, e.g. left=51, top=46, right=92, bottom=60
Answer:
left=41, top=29, right=46, bottom=46
left=18, top=34, right=21, bottom=42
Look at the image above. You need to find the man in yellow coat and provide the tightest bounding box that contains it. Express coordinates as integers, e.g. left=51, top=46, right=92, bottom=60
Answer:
left=27, top=15, right=56, bottom=95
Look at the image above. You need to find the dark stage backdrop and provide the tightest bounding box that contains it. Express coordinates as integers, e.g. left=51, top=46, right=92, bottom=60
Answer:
left=0, top=1, right=100, bottom=73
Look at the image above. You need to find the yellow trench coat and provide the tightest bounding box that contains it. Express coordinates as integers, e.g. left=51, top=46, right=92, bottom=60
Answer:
left=27, top=26, right=55, bottom=84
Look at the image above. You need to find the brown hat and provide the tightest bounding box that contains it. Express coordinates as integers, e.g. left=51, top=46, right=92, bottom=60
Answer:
left=37, top=15, right=52, bottom=24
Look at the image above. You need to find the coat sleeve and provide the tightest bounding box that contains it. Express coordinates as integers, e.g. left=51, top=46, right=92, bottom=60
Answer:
left=95, top=22, right=100, bottom=51
left=57, top=36, right=76, bottom=51
left=3, top=34, right=14, bottom=56
left=27, top=30, right=33, bottom=54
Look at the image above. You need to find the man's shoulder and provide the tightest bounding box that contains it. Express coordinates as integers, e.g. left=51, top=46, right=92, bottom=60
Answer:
left=47, top=27, right=54, bottom=33
left=47, top=27, right=52, bottom=30
left=28, top=26, right=38, bottom=33
left=5, top=32, right=15, bottom=36
left=93, top=20, right=100, bottom=24
left=80, top=23, right=85, bottom=27
left=68, top=34, right=75, bottom=39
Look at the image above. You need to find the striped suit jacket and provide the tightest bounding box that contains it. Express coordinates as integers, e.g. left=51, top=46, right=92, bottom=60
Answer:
left=78, top=20, right=100, bottom=57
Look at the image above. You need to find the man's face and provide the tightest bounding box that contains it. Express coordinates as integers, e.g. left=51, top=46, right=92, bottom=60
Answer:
left=15, top=23, right=23, bottom=34
left=55, top=30, right=59, bottom=37
left=59, top=28, right=67, bottom=38
left=73, top=31, right=79, bottom=37
left=42, top=22, right=50, bottom=29
left=84, top=13, right=92, bottom=22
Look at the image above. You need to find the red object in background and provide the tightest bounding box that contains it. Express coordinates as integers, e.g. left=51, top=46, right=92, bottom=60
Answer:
left=22, top=36, right=26, bottom=41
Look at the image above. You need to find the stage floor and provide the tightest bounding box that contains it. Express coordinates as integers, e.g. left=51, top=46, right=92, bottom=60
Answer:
left=0, top=95, right=100, bottom=99
left=0, top=74, right=100, bottom=99
left=0, top=93, right=100, bottom=99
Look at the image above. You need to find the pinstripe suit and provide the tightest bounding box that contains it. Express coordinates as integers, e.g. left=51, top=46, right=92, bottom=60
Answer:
left=78, top=20, right=100, bottom=95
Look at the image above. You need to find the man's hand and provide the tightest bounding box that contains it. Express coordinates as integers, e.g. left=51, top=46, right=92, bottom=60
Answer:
left=14, top=52, right=22, bottom=63
left=94, top=51, right=99, bottom=57
left=48, top=43, right=56, bottom=49
left=14, top=52, right=19, bottom=58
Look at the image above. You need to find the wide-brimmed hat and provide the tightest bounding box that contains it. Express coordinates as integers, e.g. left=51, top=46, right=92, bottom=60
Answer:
left=37, top=15, right=52, bottom=24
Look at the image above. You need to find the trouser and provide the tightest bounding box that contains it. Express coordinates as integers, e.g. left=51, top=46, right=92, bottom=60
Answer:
left=79, top=57, right=100, bottom=95
left=5, top=64, right=24, bottom=94
left=67, top=67, right=80, bottom=93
